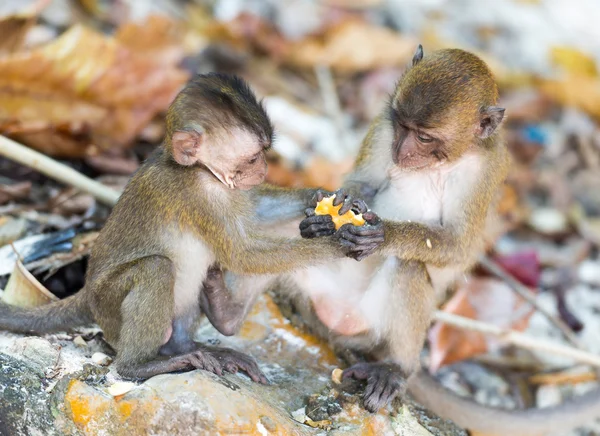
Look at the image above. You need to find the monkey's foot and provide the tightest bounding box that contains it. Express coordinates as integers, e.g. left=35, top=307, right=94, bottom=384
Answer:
left=206, top=347, right=269, bottom=384
left=343, top=362, right=407, bottom=412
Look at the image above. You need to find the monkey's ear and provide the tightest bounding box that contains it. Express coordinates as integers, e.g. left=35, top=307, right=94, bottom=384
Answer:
left=412, top=44, right=424, bottom=66
left=478, top=106, right=505, bottom=139
left=172, top=129, right=203, bottom=166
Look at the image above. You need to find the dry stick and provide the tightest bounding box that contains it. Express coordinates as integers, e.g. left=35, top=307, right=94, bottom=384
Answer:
left=314, top=65, right=353, bottom=155
left=0, top=135, right=120, bottom=207
left=479, top=255, right=581, bottom=347
left=433, top=311, right=600, bottom=368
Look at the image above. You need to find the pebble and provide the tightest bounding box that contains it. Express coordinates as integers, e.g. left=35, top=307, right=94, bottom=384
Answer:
left=91, top=352, right=112, bottom=366
left=73, top=336, right=87, bottom=347
left=107, top=381, right=136, bottom=397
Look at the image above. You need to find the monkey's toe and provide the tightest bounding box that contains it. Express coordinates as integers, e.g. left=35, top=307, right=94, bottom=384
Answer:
left=344, top=362, right=406, bottom=413
left=211, top=348, right=268, bottom=384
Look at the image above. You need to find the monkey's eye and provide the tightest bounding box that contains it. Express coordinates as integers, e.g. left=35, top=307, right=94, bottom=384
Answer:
left=248, top=154, right=260, bottom=164
left=417, top=133, right=433, bottom=143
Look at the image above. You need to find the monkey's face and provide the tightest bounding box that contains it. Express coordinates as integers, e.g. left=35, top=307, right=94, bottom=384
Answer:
left=206, top=128, right=269, bottom=191
left=172, top=126, right=269, bottom=190
left=391, top=121, right=451, bottom=170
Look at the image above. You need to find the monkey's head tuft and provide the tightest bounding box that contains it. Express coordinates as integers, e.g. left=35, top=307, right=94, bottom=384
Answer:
left=165, top=73, right=274, bottom=190
left=388, top=47, right=505, bottom=170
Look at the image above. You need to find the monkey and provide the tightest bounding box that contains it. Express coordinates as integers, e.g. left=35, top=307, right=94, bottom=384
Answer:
left=196, top=49, right=600, bottom=435
left=0, top=73, right=365, bottom=382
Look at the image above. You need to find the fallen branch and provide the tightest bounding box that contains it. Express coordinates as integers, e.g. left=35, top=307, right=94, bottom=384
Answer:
left=479, top=255, right=581, bottom=347
left=0, top=135, right=120, bottom=207
left=433, top=311, right=600, bottom=368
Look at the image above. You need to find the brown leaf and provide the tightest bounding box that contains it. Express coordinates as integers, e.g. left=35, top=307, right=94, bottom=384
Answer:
left=0, top=0, right=49, bottom=54
left=0, top=20, right=189, bottom=157
left=287, top=19, right=417, bottom=73
left=429, top=278, right=534, bottom=371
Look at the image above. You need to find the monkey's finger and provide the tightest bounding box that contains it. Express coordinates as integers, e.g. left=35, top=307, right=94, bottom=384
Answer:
left=347, top=224, right=384, bottom=237
left=351, top=199, right=369, bottom=214
left=364, top=374, right=381, bottom=400
left=333, top=189, right=348, bottom=206
left=366, top=376, right=388, bottom=407
left=380, top=379, right=402, bottom=407
left=362, top=211, right=381, bottom=225
left=304, top=207, right=316, bottom=217
left=305, top=230, right=336, bottom=239
left=300, top=215, right=334, bottom=231
left=339, top=232, right=385, bottom=246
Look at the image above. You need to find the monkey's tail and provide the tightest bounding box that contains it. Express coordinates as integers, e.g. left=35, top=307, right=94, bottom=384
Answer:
left=408, top=369, right=600, bottom=436
left=0, top=292, right=93, bottom=334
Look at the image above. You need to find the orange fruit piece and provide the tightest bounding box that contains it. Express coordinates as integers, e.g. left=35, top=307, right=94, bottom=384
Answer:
left=314, top=195, right=365, bottom=230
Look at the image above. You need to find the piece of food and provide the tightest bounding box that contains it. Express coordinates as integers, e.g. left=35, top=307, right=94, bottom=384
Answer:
left=331, top=368, right=343, bottom=385
left=315, top=195, right=365, bottom=230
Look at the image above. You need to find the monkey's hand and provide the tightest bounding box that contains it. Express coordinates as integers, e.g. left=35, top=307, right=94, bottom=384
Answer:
left=336, top=207, right=384, bottom=261
left=309, top=188, right=353, bottom=214
left=301, top=191, right=368, bottom=239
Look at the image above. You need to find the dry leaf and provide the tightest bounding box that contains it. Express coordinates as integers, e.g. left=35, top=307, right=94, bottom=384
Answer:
left=0, top=0, right=49, bottom=54
left=0, top=19, right=189, bottom=157
left=287, top=19, right=417, bottom=73
left=1, top=259, right=59, bottom=308
left=429, top=277, right=534, bottom=371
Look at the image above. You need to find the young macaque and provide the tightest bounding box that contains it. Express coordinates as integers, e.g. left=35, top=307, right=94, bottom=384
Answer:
left=0, top=73, right=360, bottom=382
left=199, top=49, right=600, bottom=435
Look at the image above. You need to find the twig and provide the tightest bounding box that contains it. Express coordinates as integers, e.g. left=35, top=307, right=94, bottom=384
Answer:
left=433, top=311, right=600, bottom=368
left=314, top=65, right=352, bottom=155
left=529, top=369, right=596, bottom=385
left=0, top=135, right=120, bottom=207
left=479, top=255, right=581, bottom=347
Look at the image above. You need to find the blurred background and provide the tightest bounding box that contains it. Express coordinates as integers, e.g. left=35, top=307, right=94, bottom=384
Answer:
left=2, top=0, right=600, bottom=423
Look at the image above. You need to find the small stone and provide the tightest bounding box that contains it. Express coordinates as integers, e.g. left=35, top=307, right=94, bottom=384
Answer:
left=578, top=260, right=600, bottom=286
left=107, top=381, right=136, bottom=397
left=10, top=337, right=59, bottom=372
left=291, top=407, right=306, bottom=423
left=528, top=208, right=568, bottom=234
left=91, top=352, right=112, bottom=366
left=536, top=384, right=562, bottom=408
left=73, top=336, right=87, bottom=347
left=331, top=368, right=343, bottom=385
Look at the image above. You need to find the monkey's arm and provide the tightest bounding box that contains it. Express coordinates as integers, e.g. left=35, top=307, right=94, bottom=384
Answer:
left=250, top=184, right=316, bottom=223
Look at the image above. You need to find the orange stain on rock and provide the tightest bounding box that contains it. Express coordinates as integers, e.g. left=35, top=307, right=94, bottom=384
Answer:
left=264, top=295, right=340, bottom=366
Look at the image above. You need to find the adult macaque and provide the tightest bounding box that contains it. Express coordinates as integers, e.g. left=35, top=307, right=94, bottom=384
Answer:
left=201, top=49, right=600, bottom=435
left=0, top=73, right=363, bottom=381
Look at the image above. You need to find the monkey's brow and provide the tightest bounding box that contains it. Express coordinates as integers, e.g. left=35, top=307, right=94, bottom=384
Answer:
left=262, top=140, right=272, bottom=151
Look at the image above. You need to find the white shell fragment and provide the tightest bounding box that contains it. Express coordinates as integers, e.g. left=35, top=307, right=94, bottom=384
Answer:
left=291, top=407, right=307, bottom=423
left=331, top=368, right=343, bottom=385
left=91, top=352, right=112, bottom=366
left=426, top=238, right=432, bottom=249
left=107, top=381, right=136, bottom=397
left=73, top=336, right=87, bottom=347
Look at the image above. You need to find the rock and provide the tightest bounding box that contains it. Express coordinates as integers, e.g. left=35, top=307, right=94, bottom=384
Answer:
left=9, top=336, right=60, bottom=374
left=0, top=353, right=56, bottom=436
left=0, top=295, right=467, bottom=435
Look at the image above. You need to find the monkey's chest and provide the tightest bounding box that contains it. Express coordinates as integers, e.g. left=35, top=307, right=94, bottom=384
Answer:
left=170, top=233, right=215, bottom=316
left=373, top=172, right=445, bottom=224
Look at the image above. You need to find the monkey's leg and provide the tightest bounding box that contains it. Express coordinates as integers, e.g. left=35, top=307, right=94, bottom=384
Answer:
left=114, top=257, right=265, bottom=382
left=343, top=260, right=435, bottom=412
left=159, top=307, right=200, bottom=355
left=200, top=268, right=275, bottom=337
